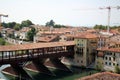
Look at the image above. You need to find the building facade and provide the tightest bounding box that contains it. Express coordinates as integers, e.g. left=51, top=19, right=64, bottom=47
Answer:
left=96, top=47, right=120, bottom=71
left=74, top=33, right=98, bottom=67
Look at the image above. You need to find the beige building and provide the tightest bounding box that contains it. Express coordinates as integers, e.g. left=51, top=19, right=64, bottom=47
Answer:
left=74, top=33, right=98, bottom=67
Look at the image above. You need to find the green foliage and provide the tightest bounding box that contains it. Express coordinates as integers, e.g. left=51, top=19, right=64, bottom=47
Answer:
left=54, top=24, right=66, bottom=28
left=93, top=24, right=120, bottom=30
left=27, top=27, right=36, bottom=41
left=96, top=61, right=104, bottom=71
left=14, top=23, right=21, bottom=31
left=2, top=22, right=16, bottom=28
left=93, top=25, right=107, bottom=30
left=1, top=22, right=8, bottom=28
left=45, top=20, right=55, bottom=27
left=2, top=20, right=33, bottom=30
left=115, top=65, right=120, bottom=74
left=0, top=38, right=6, bottom=45
left=45, top=20, right=66, bottom=28
left=110, top=26, right=120, bottom=29
left=21, top=20, right=33, bottom=27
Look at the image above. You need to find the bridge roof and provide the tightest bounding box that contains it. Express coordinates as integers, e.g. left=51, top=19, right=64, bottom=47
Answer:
left=0, top=41, right=75, bottom=51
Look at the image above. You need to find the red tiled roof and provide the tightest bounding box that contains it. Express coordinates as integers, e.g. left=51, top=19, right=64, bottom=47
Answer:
left=36, top=35, right=58, bottom=42
left=97, top=47, right=120, bottom=53
left=77, top=72, right=120, bottom=80
left=0, top=41, right=75, bottom=51
left=74, top=33, right=98, bottom=39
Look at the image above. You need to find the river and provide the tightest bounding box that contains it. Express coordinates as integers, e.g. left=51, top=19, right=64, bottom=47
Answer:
left=0, top=65, right=99, bottom=80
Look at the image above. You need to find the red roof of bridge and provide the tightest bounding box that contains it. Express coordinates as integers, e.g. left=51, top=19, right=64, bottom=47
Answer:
left=0, top=41, right=75, bottom=51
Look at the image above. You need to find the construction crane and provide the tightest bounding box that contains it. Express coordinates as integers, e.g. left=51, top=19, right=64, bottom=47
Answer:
left=0, top=14, right=8, bottom=27
left=100, top=6, right=120, bottom=33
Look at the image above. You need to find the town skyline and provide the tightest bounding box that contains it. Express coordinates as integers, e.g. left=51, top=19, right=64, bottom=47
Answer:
left=0, top=0, right=120, bottom=27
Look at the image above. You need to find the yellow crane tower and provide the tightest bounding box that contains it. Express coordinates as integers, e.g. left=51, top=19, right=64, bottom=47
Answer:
left=0, top=14, right=8, bottom=27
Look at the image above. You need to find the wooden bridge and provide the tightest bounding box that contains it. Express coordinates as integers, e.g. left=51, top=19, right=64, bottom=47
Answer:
left=0, top=41, right=75, bottom=80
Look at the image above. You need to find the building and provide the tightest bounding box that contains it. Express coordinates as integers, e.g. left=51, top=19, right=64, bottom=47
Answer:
left=96, top=47, right=120, bottom=71
left=1, top=28, right=14, bottom=38
left=74, top=33, right=98, bottom=67
left=96, top=34, right=120, bottom=71
left=34, top=35, right=59, bottom=43
left=59, top=34, right=74, bottom=42
left=19, top=27, right=31, bottom=40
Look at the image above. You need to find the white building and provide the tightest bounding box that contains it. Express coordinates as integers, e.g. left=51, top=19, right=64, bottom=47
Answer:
left=96, top=47, right=120, bottom=71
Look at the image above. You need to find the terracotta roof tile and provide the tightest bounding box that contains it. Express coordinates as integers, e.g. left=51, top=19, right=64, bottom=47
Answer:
left=0, top=41, right=75, bottom=51
left=97, top=47, right=120, bottom=53
left=77, top=72, right=120, bottom=80
left=74, top=33, right=98, bottom=39
left=36, top=35, right=58, bottom=42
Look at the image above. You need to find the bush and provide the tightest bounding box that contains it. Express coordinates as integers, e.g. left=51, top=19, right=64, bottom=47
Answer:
left=115, top=65, right=120, bottom=74
left=0, top=38, right=6, bottom=45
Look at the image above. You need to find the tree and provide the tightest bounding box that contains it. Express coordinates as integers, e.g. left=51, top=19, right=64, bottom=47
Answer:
left=14, top=23, right=21, bottom=30
left=115, top=65, right=120, bottom=74
left=27, top=27, right=36, bottom=41
left=45, top=20, right=55, bottom=27
left=93, top=25, right=107, bottom=30
left=1, top=22, right=8, bottom=28
left=21, top=20, right=33, bottom=27
left=2, top=22, right=17, bottom=28
left=0, top=38, right=5, bottom=45
left=7, top=22, right=16, bottom=28
left=96, top=61, right=104, bottom=71
left=54, top=24, right=66, bottom=28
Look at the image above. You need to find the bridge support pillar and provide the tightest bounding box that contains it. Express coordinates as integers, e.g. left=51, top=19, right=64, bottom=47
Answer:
left=10, top=63, right=33, bottom=80
left=46, top=58, right=72, bottom=72
left=32, top=59, right=55, bottom=76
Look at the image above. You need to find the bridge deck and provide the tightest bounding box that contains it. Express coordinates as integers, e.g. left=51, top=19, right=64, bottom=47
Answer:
left=0, top=41, right=75, bottom=51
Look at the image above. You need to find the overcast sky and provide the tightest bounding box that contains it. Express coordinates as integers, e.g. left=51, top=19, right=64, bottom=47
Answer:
left=0, top=0, right=120, bottom=27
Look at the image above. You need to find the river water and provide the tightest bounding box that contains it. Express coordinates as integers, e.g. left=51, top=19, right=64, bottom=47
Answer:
left=0, top=65, right=99, bottom=80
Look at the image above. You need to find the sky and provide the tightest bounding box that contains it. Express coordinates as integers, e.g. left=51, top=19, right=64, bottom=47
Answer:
left=0, top=0, right=120, bottom=27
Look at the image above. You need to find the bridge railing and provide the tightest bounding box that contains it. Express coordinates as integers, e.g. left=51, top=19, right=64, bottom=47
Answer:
left=0, top=45, right=74, bottom=64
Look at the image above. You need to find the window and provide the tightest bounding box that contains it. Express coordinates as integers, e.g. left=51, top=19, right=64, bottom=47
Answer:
left=87, top=48, right=89, bottom=52
left=117, top=64, right=119, bottom=66
left=105, top=62, right=107, bottom=65
left=109, top=62, right=111, bottom=66
left=113, top=63, right=115, bottom=66
left=110, top=53, right=112, bottom=55
left=113, top=53, right=115, bottom=56
left=113, top=57, right=115, bottom=61
left=105, top=57, right=107, bottom=60
left=109, top=57, right=111, bottom=60
left=107, top=52, right=112, bottom=55
left=81, top=60, right=83, bottom=63
left=78, top=44, right=83, bottom=47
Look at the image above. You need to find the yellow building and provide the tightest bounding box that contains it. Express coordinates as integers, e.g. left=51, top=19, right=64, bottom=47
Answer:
left=74, top=33, right=98, bottom=67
